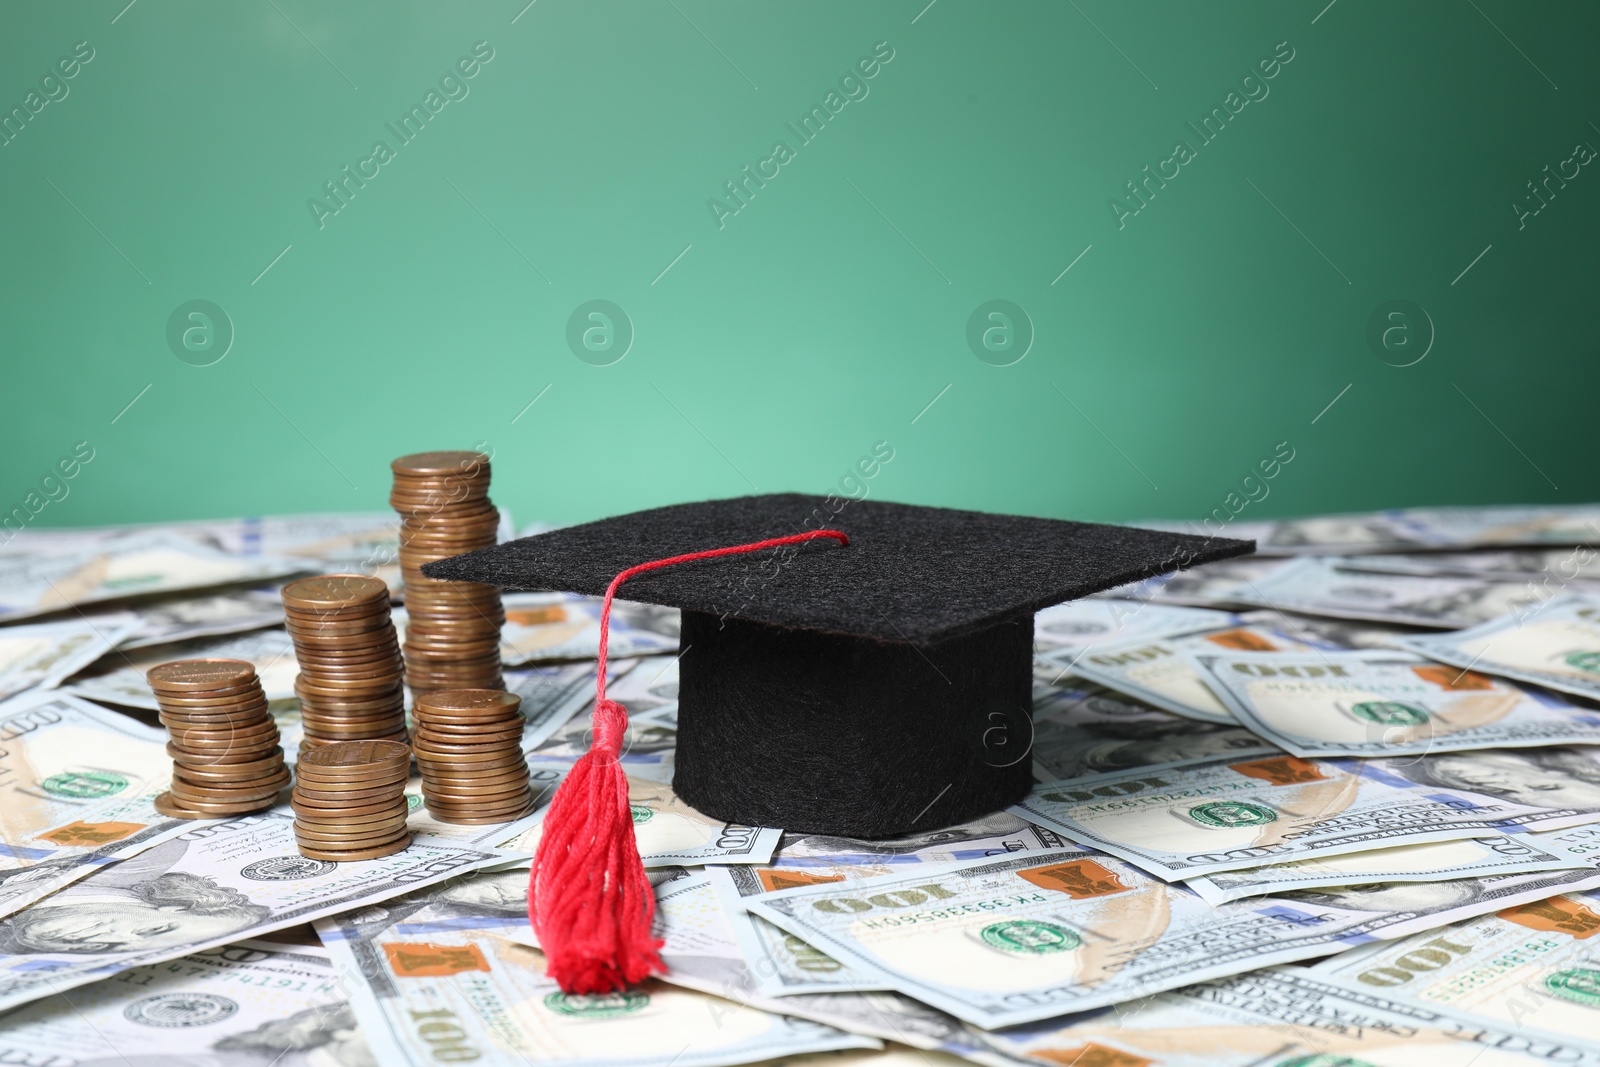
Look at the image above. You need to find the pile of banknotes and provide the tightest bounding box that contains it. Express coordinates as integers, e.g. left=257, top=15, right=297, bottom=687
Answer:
left=4, top=502, right=1600, bottom=1066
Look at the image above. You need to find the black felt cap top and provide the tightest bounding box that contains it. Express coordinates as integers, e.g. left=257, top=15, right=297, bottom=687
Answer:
left=421, top=494, right=1251, bottom=647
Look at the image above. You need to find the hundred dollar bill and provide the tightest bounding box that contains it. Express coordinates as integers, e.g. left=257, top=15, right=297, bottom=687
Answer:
left=1062, top=621, right=1332, bottom=723
left=1342, top=546, right=1600, bottom=582
left=1032, top=600, right=1232, bottom=661
left=529, top=661, right=677, bottom=781
left=506, top=660, right=610, bottom=751
left=0, top=812, right=514, bottom=1012
left=490, top=769, right=780, bottom=868
left=113, top=586, right=285, bottom=648
left=0, top=938, right=372, bottom=1066
left=317, top=868, right=876, bottom=1067
left=1010, top=750, right=1600, bottom=881
left=65, top=628, right=298, bottom=710
left=0, top=613, right=137, bottom=701
left=0, top=532, right=306, bottom=623
left=1141, top=503, right=1600, bottom=556
left=0, top=691, right=192, bottom=919
left=654, top=871, right=1033, bottom=1067
left=708, top=811, right=1069, bottom=996
left=1230, top=556, right=1551, bottom=628
left=1313, top=887, right=1600, bottom=1055
left=984, top=965, right=1600, bottom=1067
left=1029, top=677, right=1272, bottom=780
left=742, top=846, right=1600, bottom=1028
left=1395, top=593, right=1600, bottom=703
left=1185, top=833, right=1584, bottom=904
left=1235, top=606, right=1431, bottom=649
left=1093, top=557, right=1286, bottom=610
left=499, top=592, right=679, bottom=665
left=1191, top=648, right=1600, bottom=757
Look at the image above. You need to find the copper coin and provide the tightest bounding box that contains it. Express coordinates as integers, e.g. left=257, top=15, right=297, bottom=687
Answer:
left=425, top=808, right=532, bottom=825
left=147, top=660, right=258, bottom=693
left=413, top=755, right=527, bottom=776
left=409, top=733, right=515, bottom=754
left=158, top=699, right=271, bottom=719
left=167, top=720, right=280, bottom=744
left=296, top=834, right=411, bottom=862
left=173, top=761, right=287, bottom=785
left=298, top=741, right=411, bottom=770
left=161, top=790, right=284, bottom=815
left=300, top=720, right=409, bottom=739
left=151, top=686, right=266, bottom=707
left=292, top=794, right=409, bottom=817
left=284, top=600, right=392, bottom=623
left=422, top=797, right=532, bottom=816
left=152, top=790, right=209, bottom=819
left=391, top=450, right=489, bottom=475
left=420, top=773, right=530, bottom=795
left=170, top=780, right=290, bottom=806
left=281, top=574, right=389, bottom=610
left=293, top=811, right=409, bottom=836
left=294, top=761, right=409, bottom=784
left=423, top=782, right=533, bottom=804
left=172, top=748, right=285, bottom=776
left=292, top=783, right=408, bottom=804
left=414, top=721, right=523, bottom=742
left=293, top=772, right=408, bottom=794
left=420, top=760, right=529, bottom=782
left=168, top=741, right=282, bottom=766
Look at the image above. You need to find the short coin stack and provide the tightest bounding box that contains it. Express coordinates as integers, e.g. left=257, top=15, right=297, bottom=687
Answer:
left=149, top=659, right=289, bottom=819
left=290, top=739, right=413, bottom=860
left=281, top=574, right=408, bottom=752
left=412, top=689, right=533, bottom=823
left=390, top=451, right=504, bottom=697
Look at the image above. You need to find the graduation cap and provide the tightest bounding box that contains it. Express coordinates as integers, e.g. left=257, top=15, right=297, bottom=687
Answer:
left=423, top=493, right=1251, bottom=992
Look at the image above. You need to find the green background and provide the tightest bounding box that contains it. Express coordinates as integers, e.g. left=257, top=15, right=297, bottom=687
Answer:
left=2, top=0, right=1594, bottom=532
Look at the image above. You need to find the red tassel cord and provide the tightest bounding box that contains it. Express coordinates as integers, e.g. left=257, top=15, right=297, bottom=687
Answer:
left=530, top=528, right=851, bottom=993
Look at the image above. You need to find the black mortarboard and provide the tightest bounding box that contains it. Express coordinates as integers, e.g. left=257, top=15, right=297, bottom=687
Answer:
left=423, top=493, right=1251, bottom=837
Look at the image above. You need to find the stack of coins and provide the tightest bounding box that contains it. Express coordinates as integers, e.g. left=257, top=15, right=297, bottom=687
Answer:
left=290, top=740, right=412, bottom=860
left=149, top=659, right=289, bottom=819
left=281, top=575, right=408, bottom=751
left=412, top=689, right=533, bottom=823
left=390, top=451, right=504, bottom=697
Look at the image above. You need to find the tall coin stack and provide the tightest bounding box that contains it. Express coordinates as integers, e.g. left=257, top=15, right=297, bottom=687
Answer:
left=412, top=689, right=534, bottom=823
left=390, top=451, right=505, bottom=697
left=281, top=575, right=408, bottom=751
left=290, top=740, right=412, bottom=860
left=149, top=659, right=289, bottom=819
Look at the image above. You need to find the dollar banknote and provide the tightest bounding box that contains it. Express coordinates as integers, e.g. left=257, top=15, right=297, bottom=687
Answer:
left=983, top=965, right=1600, bottom=1066
left=1191, top=648, right=1600, bottom=757
left=65, top=628, right=298, bottom=710
left=112, top=586, right=285, bottom=648
left=1031, top=600, right=1232, bottom=662
left=0, top=691, right=192, bottom=920
left=0, top=938, right=372, bottom=1066
left=1092, top=558, right=1286, bottom=610
left=0, top=532, right=306, bottom=623
left=529, top=661, right=677, bottom=781
left=1313, top=886, right=1600, bottom=1055
left=499, top=592, right=679, bottom=665
left=0, top=812, right=514, bottom=1012
left=488, top=768, right=780, bottom=868
left=1229, top=556, right=1551, bottom=628
left=1012, top=750, right=1600, bottom=880
left=1029, top=677, right=1272, bottom=780
left=317, top=867, right=877, bottom=1067
left=1342, top=546, right=1600, bottom=582
left=654, top=871, right=1032, bottom=1067
left=741, top=846, right=1600, bottom=1028
left=1185, top=833, right=1584, bottom=904
left=0, top=613, right=136, bottom=701
left=1396, top=593, right=1600, bottom=703
left=1140, top=503, right=1600, bottom=556
left=708, top=811, right=1070, bottom=996
left=506, top=660, right=612, bottom=752
left=1061, top=620, right=1332, bottom=723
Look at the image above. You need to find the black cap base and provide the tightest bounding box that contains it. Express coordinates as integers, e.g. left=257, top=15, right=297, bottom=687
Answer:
left=672, top=610, right=1035, bottom=837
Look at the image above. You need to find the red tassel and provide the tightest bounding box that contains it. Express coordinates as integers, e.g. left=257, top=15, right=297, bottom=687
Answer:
left=529, top=527, right=850, bottom=994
